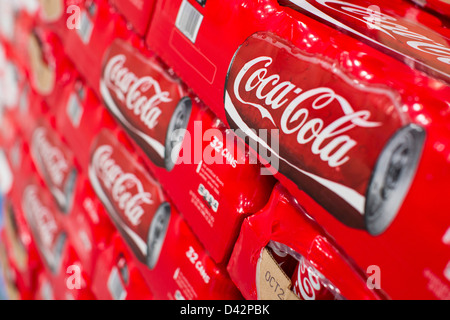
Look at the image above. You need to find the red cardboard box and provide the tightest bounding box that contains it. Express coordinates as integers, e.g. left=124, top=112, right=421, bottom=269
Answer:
left=91, top=233, right=153, bottom=300
left=88, top=128, right=243, bottom=300
left=411, top=0, right=450, bottom=18
left=228, top=183, right=384, bottom=300
left=64, top=173, right=117, bottom=278
left=99, top=37, right=276, bottom=264
left=48, top=0, right=138, bottom=94
left=110, top=0, right=157, bottom=36
left=147, top=0, right=450, bottom=299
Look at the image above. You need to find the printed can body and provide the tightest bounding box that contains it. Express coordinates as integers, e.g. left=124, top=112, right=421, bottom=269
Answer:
left=30, top=121, right=78, bottom=214
left=88, top=129, right=170, bottom=269
left=225, top=31, right=425, bottom=234
left=101, top=39, right=192, bottom=171
left=291, top=256, right=342, bottom=300
left=21, top=183, right=67, bottom=275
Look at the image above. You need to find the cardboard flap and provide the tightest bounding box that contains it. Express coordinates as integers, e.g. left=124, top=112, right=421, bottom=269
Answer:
left=256, top=248, right=299, bottom=300
left=39, top=0, right=64, bottom=22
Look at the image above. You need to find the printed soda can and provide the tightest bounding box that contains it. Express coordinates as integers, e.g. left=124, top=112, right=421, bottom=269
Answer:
left=88, top=129, right=171, bottom=269
left=225, top=31, right=426, bottom=235
left=101, top=39, right=192, bottom=171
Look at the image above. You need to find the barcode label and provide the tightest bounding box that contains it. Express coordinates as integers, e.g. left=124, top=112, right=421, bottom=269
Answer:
left=66, top=94, right=83, bottom=128
left=77, top=11, right=94, bottom=44
left=107, top=267, right=127, bottom=300
left=175, top=0, right=204, bottom=43
left=198, top=183, right=219, bottom=212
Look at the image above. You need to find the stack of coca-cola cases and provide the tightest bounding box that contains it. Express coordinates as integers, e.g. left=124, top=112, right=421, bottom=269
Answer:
left=0, top=0, right=449, bottom=301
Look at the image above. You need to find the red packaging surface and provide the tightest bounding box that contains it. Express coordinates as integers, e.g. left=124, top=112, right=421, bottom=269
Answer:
left=110, top=0, right=157, bottom=36
left=136, top=207, right=243, bottom=300
left=91, top=233, right=153, bottom=300
left=53, top=0, right=137, bottom=94
left=40, top=244, right=96, bottom=300
left=18, top=173, right=95, bottom=300
left=148, top=0, right=450, bottom=299
left=50, top=74, right=115, bottom=172
left=227, top=183, right=384, bottom=300
left=33, top=271, right=55, bottom=300
left=411, top=0, right=450, bottom=19
left=12, top=15, right=74, bottom=98
left=100, top=38, right=276, bottom=264
left=64, top=173, right=117, bottom=278
left=88, top=128, right=242, bottom=300
left=37, top=0, right=86, bottom=35
left=20, top=177, right=68, bottom=276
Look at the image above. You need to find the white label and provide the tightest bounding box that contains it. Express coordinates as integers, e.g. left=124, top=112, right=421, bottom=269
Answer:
left=107, top=267, right=127, bottom=300
left=66, top=94, right=83, bottom=128
left=175, top=0, right=204, bottom=43
left=77, top=11, right=94, bottom=44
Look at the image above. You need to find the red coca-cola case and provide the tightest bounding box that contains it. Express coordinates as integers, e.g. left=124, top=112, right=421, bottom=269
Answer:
left=20, top=177, right=69, bottom=277
left=136, top=206, right=243, bottom=300
left=161, top=108, right=276, bottom=264
left=88, top=128, right=242, bottom=300
left=100, top=38, right=276, bottom=264
left=49, top=73, right=116, bottom=173
left=110, top=0, right=157, bottom=36
left=148, top=0, right=450, bottom=299
left=33, top=271, right=55, bottom=300
left=64, top=173, right=117, bottom=278
left=91, top=233, right=153, bottom=300
left=227, top=183, right=384, bottom=300
left=56, top=0, right=137, bottom=94
left=17, top=166, right=95, bottom=299
left=13, top=17, right=74, bottom=99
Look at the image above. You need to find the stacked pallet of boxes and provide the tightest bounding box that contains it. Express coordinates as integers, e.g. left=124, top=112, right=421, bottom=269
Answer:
left=0, top=0, right=449, bottom=300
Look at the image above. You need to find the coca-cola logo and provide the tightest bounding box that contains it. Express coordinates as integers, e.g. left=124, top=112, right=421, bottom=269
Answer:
left=32, top=127, right=69, bottom=188
left=232, top=56, right=381, bottom=168
left=293, top=259, right=322, bottom=300
left=22, top=186, right=58, bottom=249
left=288, top=0, right=450, bottom=81
left=225, top=31, right=409, bottom=218
left=92, top=145, right=153, bottom=226
left=103, top=54, right=169, bottom=130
